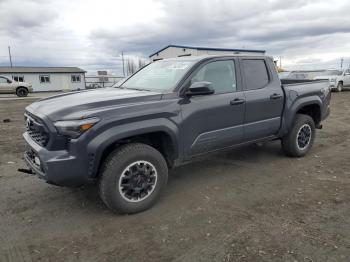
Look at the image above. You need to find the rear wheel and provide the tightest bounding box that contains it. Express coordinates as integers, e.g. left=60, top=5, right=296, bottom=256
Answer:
left=336, top=82, right=343, bottom=92
left=98, top=143, right=168, bottom=214
left=281, top=114, right=315, bottom=157
left=16, top=87, right=28, bottom=97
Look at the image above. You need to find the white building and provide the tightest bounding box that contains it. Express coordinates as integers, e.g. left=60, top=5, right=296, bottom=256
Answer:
left=0, top=67, right=86, bottom=92
left=149, top=44, right=266, bottom=61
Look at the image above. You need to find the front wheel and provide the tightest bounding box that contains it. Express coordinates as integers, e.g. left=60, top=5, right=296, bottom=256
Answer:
left=281, top=114, right=315, bottom=157
left=98, top=143, right=168, bottom=214
left=16, top=87, right=28, bottom=97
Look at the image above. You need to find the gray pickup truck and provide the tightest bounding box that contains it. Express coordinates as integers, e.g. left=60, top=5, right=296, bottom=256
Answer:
left=22, top=55, right=331, bottom=213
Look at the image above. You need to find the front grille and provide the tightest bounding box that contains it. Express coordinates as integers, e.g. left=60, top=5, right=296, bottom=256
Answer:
left=25, top=114, right=50, bottom=147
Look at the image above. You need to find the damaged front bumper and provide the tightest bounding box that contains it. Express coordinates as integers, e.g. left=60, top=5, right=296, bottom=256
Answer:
left=22, top=132, right=90, bottom=187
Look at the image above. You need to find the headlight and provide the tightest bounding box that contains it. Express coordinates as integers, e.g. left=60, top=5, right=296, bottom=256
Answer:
left=330, top=78, right=336, bottom=82
left=54, top=117, right=100, bottom=138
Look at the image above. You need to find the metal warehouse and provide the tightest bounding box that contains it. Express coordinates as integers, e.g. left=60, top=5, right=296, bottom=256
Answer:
left=0, top=67, right=86, bottom=92
left=149, top=44, right=266, bottom=61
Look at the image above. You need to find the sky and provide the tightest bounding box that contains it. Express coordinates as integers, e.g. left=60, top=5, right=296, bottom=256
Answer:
left=0, top=0, right=350, bottom=74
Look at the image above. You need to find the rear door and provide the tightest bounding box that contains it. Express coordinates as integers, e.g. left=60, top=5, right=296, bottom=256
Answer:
left=241, top=58, right=284, bottom=141
left=180, top=58, right=246, bottom=156
left=0, top=77, right=12, bottom=93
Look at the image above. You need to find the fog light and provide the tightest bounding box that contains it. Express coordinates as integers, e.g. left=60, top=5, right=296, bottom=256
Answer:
left=34, top=156, right=41, bottom=166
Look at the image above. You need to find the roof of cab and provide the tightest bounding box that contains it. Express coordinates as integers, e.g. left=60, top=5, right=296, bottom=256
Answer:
left=155, top=54, right=269, bottom=62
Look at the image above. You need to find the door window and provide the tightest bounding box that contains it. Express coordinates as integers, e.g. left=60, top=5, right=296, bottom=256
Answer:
left=191, top=60, right=236, bottom=93
left=242, top=59, right=269, bottom=90
left=13, top=76, right=24, bottom=82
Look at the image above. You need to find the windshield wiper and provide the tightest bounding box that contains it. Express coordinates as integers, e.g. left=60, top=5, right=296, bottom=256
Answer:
left=123, top=87, right=151, bottom=91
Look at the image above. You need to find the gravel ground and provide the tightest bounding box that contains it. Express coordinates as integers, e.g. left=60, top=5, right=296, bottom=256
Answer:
left=0, top=92, right=349, bottom=262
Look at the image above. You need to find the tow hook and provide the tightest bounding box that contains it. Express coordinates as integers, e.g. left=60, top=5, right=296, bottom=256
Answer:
left=18, top=168, right=35, bottom=175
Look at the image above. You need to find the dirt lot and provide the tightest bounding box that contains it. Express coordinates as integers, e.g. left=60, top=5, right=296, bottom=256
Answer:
left=0, top=92, right=349, bottom=262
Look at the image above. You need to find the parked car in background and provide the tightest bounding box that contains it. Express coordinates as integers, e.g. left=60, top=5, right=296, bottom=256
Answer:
left=279, top=71, right=311, bottom=80
left=314, top=69, right=350, bottom=92
left=279, top=70, right=327, bottom=81
left=278, top=71, right=291, bottom=79
left=0, top=76, right=33, bottom=97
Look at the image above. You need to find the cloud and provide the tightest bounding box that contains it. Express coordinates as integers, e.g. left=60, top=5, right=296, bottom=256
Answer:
left=0, top=0, right=58, bottom=36
left=0, top=0, right=349, bottom=73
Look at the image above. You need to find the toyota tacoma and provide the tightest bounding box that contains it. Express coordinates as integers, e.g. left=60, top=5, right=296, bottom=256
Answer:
left=22, top=55, right=331, bottom=213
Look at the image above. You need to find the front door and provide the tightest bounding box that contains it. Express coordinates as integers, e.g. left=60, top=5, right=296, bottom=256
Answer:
left=180, top=59, right=245, bottom=157
left=0, top=77, right=12, bottom=93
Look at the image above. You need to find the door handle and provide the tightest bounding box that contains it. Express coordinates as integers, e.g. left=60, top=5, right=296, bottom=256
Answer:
left=270, top=93, right=283, bottom=100
left=230, top=98, right=245, bottom=105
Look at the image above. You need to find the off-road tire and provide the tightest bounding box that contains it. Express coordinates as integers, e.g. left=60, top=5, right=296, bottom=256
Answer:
left=98, top=143, right=168, bottom=214
left=281, top=114, right=315, bottom=157
left=16, top=87, right=28, bottom=97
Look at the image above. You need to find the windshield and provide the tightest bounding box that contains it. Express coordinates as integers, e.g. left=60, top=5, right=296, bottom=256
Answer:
left=112, top=78, right=126, bottom=87
left=322, top=70, right=343, bottom=76
left=119, top=60, right=195, bottom=91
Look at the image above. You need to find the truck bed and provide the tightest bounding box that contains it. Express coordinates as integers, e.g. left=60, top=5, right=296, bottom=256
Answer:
left=282, top=79, right=329, bottom=96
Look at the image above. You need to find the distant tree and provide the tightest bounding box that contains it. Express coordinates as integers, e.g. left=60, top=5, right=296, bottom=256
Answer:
left=126, top=57, right=148, bottom=75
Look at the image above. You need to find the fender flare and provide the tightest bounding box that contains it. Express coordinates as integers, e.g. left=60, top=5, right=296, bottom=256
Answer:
left=279, top=95, right=322, bottom=137
left=86, top=118, right=180, bottom=177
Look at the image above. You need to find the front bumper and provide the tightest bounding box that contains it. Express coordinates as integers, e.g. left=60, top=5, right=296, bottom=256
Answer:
left=23, top=132, right=90, bottom=187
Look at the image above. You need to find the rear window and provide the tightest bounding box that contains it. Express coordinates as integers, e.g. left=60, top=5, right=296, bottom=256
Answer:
left=242, top=59, right=269, bottom=90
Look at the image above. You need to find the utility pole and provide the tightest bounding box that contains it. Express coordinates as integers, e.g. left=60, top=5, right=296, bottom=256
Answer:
left=340, top=57, right=344, bottom=69
left=8, top=46, right=13, bottom=67
left=279, top=56, right=282, bottom=69
left=121, top=51, right=125, bottom=77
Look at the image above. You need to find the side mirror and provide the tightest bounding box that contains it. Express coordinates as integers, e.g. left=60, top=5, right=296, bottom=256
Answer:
left=186, top=81, right=214, bottom=96
left=7, top=79, right=12, bottom=83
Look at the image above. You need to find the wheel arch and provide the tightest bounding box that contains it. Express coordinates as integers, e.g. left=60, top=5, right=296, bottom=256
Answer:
left=87, top=119, right=180, bottom=178
left=296, top=103, right=321, bottom=127
left=16, top=86, right=28, bottom=92
left=281, top=96, right=322, bottom=136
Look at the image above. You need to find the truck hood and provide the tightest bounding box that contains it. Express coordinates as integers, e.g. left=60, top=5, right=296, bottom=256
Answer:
left=26, top=88, right=163, bottom=121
